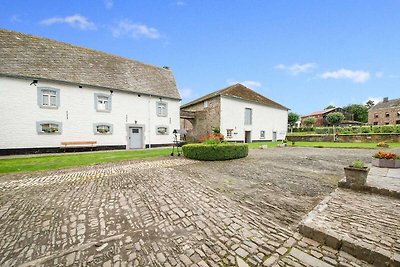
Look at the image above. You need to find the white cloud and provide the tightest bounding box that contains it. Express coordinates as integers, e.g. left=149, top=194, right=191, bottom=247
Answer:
left=10, top=15, right=21, bottom=23
left=375, top=71, right=384, bottom=78
left=320, top=68, right=370, bottom=83
left=104, top=0, right=113, bottom=9
left=179, top=88, right=192, bottom=98
left=40, top=14, right=97, bottom=30
left=364, top=97, right=382, bottom=105
left=111, top=20, right=161, bottom=39
left=176, top=1, right=186, bottom=6
left=274, top=63, right=317, bottom=75
left=227, top=80, right=262, bottom=88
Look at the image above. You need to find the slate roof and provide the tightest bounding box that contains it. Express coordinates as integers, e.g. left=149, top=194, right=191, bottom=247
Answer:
left=369, top=98, right=400, bottom=111
left=181, top=83, right=288, bottom=110
left=0, top=28, right=180, bottom=99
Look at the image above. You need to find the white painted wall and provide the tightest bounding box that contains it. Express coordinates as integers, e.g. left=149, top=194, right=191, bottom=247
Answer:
left=0, top=76, right=180, bottom=149
left=220, top=95, right=288, bottom=142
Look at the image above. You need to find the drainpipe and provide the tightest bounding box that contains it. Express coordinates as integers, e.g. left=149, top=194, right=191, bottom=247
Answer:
left=148, top=95, right=151, bottom=149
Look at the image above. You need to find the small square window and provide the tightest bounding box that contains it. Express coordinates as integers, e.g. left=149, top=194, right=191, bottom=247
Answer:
left=38, top=87, right=60, bottom=109
left=37, top=121, right=62, bottom=134
left=156, top=101, right=168, bottom=117
left=374, top=114, right=379, bottom=118
left=94, top=123, right=113, bottom=134
left=260, top=130, right=265, bottom=139
left=94, top=93, right=112, bottom=112
left=203, top=100, right=208, bottom=108
left=373, top=122, right=378, bottom=125
left=226, top=129, right=233, bottom=138
left=156, top=126, right=169, bottom=135
left=385, top=113, right=390, bottom=118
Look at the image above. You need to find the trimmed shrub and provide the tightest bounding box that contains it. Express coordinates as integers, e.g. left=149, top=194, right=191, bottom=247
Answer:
left=361, top=126, right=371, bottom=133
left=372, top=126, right=381, bottom=133
left=396, top=125, right=400, bottom=133
left=351, top=126, right=361, bottom=134
left=381, top=125, right=395, bottom=133
left=182, top=143, right=248, bottom=161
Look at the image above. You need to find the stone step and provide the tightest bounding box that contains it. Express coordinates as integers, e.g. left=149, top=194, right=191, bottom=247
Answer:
left=298, top=189, right=400, bottom=267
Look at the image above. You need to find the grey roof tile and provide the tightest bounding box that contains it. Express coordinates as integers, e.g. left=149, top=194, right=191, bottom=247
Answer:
left=0, top=28, right=180, bottom=99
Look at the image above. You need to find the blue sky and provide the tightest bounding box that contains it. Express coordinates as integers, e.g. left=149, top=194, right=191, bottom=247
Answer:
left=1, top=0, right=399, bottom=115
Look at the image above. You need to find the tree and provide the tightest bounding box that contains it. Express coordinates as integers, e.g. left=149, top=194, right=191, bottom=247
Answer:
left=365, top=100, right=375, bottom=109
left=288, top=112, right=300, bottom=127
left=326, top=112, right=345, bottom=141
left=343, top=104, right=368, bottom=123
left=325, top=105, right=335, bottom=109
left=326, top=112, right=345, bottom=126
left=303, top=117, right=316, bottom=127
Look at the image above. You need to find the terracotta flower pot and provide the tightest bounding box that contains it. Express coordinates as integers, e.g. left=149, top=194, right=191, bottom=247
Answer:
left=372, top=158, right=400, bottom=168
left=344, top=166, right=370, bottom=186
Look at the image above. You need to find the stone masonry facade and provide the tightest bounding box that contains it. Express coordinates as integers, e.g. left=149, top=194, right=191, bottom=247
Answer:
left=180, top=96, right=221, bottom=140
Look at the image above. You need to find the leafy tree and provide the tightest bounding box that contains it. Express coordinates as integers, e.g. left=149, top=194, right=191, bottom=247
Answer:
left=365, top=100, right=375, bottom=109
left=326, top=112, right=345, bottom=126
left=288, top=112, right=300, bottom=127
left=303, top=117, right=316, bottom=127
left=343, top=104, right=368, bottom=123
left=325, top=105, right=335, bottom=109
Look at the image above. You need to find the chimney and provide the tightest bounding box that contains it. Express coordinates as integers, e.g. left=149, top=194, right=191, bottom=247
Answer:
left=162, top=66, right=170, bottom=70
left=383, top=97, right=389, bottom=102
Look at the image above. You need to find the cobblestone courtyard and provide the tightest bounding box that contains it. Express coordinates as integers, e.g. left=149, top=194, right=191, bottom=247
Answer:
left=0, top=148, right=387, bottom=266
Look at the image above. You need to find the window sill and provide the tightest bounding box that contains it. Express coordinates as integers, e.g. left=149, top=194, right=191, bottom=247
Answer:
left=37, top=132, right=62, bottom=135
left=96, top=109, right=111, bottom=113
left=39, top=105, right=59, bottom=109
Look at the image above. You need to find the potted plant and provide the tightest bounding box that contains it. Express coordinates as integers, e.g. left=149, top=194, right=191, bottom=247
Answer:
left=372, top=151, right=400, bottom=168
left=344, top=160, right=370, bottom=186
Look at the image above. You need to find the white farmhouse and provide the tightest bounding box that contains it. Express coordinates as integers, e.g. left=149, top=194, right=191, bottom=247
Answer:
left=181, top=84, right=288, bottom=142
left=0, top=29, right=181, bottom=155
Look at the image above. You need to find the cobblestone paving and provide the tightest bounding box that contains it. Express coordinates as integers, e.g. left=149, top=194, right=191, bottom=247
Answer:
left=0, top=156, right=373, bottom=266
left=300, top=189, right=400, bottom=266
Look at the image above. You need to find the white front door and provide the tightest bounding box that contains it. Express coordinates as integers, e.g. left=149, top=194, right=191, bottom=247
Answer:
left=272, top=131, right=277, bottom=142
left=129, top=127, right=143, bottom=149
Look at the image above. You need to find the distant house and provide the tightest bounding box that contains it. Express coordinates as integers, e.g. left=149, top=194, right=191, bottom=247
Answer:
left=180, top=83, right=289, bottom=142
left=0, top=29, right=181, bottom=155
left=301, top=108, right=353, bottom=127
left=368, top=97, right=400, bottom=125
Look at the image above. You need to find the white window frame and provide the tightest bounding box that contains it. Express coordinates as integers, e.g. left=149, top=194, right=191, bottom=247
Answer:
left=244, top=108, right=252, bottom=125
left=226, top=129, right=233, bottom=139
left=203, top=100, right=208, bottom=108
left=37, top=87, right=60, bottom=109
left=36, top=121, right=62, bottom=134
left=156, top=101, right=168, bottom=117
left=93, top=123, right=113, bottom=135
left=156, top=125, right=169, bottom=135
left=94, top=93, right=112, bottom=112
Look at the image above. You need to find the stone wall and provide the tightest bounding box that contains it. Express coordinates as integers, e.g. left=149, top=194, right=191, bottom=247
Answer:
left=287, top=133, right=400, bottom=143
left=180, top=96, right=221, bottom=139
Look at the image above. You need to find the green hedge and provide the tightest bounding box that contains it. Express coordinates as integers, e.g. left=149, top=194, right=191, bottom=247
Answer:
left=182, top=143, right=248, bottom=161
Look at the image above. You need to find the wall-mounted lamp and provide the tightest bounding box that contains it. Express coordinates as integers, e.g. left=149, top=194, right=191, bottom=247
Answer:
left=159, top=97, right=163, bottom=101
left=30, top=79, right=38, bottom=86
left=138, top=94, right=141, bottom=97
left=110, top=90, right=114, bottom=94
left=78, top=85, right=83, bottom=88
left=134, top=120, right=137, bottom=124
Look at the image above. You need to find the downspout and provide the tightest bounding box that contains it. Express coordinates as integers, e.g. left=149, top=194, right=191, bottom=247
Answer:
left=148, top=94, right=151, bottom=149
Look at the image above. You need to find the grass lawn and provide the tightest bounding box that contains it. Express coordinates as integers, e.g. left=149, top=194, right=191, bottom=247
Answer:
left=0, top=141, right=399, bottom=174
left=0, top=148, right=172, bottom=174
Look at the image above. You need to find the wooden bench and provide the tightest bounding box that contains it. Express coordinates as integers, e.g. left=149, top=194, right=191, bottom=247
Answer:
left=61, top=141, right=97, bottom=151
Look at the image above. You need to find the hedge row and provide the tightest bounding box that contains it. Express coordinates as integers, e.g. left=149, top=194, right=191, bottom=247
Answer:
left=295, top=125, right=400, bottom=134
left=182, top=143, right=248, bottom=161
